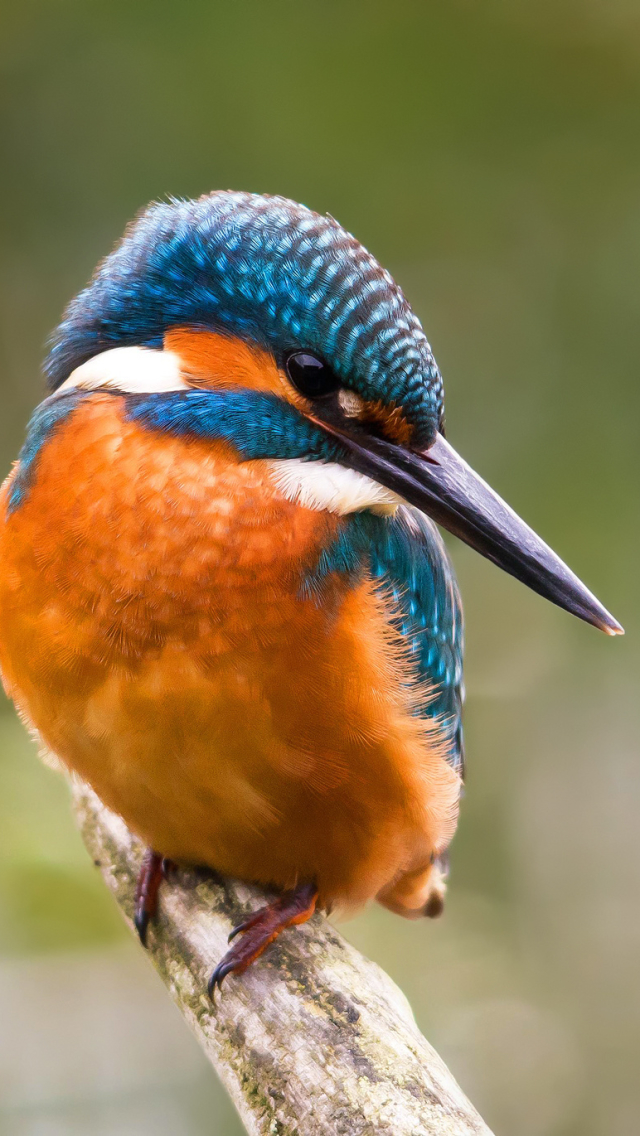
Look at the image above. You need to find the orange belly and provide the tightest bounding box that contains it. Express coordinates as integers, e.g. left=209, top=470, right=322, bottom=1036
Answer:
left=0, top=395, right=459, bottom=909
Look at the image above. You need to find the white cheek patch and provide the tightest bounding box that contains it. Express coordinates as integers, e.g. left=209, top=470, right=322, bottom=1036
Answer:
left=269, top=458, right=404, bottom=516
left=56, top=346, right=190, bottom=395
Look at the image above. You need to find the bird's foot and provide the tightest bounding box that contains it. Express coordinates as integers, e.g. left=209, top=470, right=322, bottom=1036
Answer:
left=134, top=849, right=176, bottom=946
left=208, top=882, right=317, bottom=997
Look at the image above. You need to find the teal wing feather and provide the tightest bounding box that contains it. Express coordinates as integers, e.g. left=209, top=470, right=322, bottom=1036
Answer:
left=304, top=505, right=465, bottom=777
left=367, top=506, right=465, bottom=777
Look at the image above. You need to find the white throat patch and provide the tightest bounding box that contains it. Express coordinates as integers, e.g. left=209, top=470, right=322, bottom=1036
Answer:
left=56, top=346, right=189, bottom=395
left=269, top=458, right=404, bottom=516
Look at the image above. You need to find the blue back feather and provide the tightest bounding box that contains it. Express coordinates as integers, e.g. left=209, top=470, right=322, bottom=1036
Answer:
left=304, top=507, right=464, bottom=774
left=8, top=390, right=90, bottom=514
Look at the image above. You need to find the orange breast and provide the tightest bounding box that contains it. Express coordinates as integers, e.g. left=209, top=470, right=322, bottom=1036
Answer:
left=0, top=394, right=459, bottom=909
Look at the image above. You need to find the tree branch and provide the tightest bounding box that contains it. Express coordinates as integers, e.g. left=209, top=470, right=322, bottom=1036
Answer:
left=73, top=781, right=492, bottom=1136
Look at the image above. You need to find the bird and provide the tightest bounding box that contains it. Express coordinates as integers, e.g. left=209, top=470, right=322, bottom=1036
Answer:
left=0, top=191, right=623, bottom=993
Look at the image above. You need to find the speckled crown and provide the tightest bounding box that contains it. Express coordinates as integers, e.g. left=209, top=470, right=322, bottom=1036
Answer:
left=45, top=191, right=444, bottom=443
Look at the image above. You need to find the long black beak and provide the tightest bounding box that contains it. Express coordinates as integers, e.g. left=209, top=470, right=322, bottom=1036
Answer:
left=316, top=421, right=623, bottom=636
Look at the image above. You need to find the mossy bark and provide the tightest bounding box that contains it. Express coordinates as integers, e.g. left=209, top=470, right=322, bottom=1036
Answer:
left=73, top=782, right=492, bottom=1136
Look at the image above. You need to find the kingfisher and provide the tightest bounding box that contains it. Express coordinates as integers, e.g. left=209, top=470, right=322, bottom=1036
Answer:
left=0, top=192, right=622, bottom=992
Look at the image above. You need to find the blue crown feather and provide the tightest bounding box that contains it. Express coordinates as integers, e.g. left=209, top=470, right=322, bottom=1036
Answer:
left=45, top=191, right=444, bottom=445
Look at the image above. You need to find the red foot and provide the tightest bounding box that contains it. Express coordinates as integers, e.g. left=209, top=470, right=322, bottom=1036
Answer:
left=134, top=850, right=175, bottom=946
left=208, top=882, right=318, bottom=997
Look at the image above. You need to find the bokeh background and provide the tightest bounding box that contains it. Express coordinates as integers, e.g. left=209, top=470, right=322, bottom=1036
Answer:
left=1, top=2, right=639, bottom=1133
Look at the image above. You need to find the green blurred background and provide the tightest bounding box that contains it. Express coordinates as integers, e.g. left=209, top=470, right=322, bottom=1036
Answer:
left=1, top=2, right=639, bottom=1133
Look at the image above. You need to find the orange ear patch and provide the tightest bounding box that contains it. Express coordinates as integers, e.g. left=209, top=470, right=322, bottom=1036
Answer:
left=164, top=328, right=311, bottom=413
left=360, top=399, right=414, bottom=447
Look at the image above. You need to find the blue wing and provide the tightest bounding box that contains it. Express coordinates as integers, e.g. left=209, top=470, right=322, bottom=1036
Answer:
left=304, top=505, right=464, bottom=776
left=367, top=506, right=464, bottom=777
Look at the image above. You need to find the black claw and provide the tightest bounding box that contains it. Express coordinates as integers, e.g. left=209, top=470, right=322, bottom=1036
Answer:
left=134, top=909, right=149, bottom=948
left=227, top=920, right=249, bottom=943
left=208, top=960, right=235, bottom=999
left=161, top=857, right=178, bottom=882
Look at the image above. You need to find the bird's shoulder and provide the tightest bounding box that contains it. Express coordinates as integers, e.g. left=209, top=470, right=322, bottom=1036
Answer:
left=305, top=505, right=465, bottom=776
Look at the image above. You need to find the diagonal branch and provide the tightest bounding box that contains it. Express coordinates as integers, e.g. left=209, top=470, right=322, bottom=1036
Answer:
left=73, top=781, right=493, bottom=1136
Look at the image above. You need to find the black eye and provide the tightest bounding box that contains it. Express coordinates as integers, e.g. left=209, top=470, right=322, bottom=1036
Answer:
left=285, top=351, right=341, bottom=399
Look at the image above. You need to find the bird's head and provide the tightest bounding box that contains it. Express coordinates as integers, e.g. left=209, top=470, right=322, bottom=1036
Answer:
left=46, top=190, right=621, bottom=635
